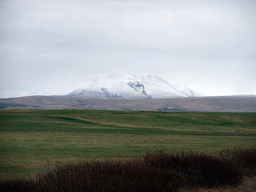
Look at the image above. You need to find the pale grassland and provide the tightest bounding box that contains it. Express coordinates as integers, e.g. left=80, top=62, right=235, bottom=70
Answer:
left=1, top=132, right=255, bottom=181
left=0, top=109, right=255, bottom=181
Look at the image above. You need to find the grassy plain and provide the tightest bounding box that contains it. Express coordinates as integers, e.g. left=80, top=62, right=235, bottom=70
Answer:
left=0, top=109, right=256, bottom=181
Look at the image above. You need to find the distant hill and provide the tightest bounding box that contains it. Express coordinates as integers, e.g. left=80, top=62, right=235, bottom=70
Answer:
left=1, top=95, right=256, bottom=112
left=1, top=74, right=255, bottom=112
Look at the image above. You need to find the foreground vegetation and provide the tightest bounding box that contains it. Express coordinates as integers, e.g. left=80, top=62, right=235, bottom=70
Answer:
left=1, top=146, right=256, bottom=191
left=0, top=109, right=256, bottom=190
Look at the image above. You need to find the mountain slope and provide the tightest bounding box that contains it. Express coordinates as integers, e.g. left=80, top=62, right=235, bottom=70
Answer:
left=1, top=95, right=256, bottom=112
left=67, top=74, right=199, bottom=99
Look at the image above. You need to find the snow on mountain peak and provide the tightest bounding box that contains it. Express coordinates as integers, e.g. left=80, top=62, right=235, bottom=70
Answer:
left=67, top=74, right=200, bottom=99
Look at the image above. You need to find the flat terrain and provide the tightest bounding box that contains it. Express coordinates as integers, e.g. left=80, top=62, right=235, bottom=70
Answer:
left=1, top=95, right=256, bottom=112
left=0, top=110, right=256, bottom=181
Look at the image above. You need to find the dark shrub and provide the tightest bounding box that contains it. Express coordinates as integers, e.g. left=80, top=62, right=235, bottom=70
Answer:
left=219, top=146, right=256, bottom=176
left=0, top=180, right=35, bottom=192
left=144, top=151, right=243, bottom=188
left=32, top=159, right=179, bottom=192
left=3, top=147, right=255, bottom=191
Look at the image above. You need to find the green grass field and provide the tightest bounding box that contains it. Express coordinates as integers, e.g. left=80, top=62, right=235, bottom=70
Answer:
left=0, top=109, right=256, bottom=181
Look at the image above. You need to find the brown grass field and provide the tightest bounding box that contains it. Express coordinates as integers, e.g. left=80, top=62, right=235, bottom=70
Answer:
left=0, top=109, right=256, bottom=191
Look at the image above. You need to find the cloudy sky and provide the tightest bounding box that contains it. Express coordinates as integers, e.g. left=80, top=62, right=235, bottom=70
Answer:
left=1, top=0, right=255, bottom=98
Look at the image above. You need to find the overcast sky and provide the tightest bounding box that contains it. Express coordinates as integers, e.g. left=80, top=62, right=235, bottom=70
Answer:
left=1, top=0, right=255, bottom=98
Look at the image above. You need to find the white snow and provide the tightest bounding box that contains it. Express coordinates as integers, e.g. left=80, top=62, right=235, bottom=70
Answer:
left=67, top=74, right=200, bottom=99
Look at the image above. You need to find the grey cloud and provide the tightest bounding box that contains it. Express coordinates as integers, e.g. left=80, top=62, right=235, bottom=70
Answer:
left=1, top=0, right=255, bottom=97
left=3, top=0, right=255, bottom=59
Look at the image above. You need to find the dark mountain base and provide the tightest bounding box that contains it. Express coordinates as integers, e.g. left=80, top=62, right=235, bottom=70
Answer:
left=1, top=96, right=256, bottom=112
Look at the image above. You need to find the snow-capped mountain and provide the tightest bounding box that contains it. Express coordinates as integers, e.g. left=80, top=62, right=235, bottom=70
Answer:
left=67, top=74, right=200, bottom=99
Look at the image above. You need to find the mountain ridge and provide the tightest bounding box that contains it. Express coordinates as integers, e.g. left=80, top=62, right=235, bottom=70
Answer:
left=1, top=95, right=256, bottom=112
left=67, top=74, right=200, bottom=99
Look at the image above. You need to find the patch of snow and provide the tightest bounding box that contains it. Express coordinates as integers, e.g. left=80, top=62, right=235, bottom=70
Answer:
left=67, top=74, right=201, bottom=99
